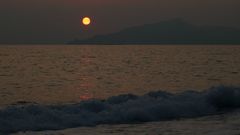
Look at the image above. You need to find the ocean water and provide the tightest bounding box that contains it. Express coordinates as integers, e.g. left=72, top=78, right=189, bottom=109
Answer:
left=13, top=110, right=240, bottom=135
left=0, top=45, right=240, bottom=134
left=0, top=45, right=240, bottom=106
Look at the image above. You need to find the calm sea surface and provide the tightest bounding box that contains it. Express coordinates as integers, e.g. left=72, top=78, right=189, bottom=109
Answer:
left=0, top=45, right=240, bottom=107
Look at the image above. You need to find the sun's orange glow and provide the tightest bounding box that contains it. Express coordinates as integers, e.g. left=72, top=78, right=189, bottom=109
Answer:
left=80, top=94, right=93, bottom=101
left=82, top=17, right=91, bottom=26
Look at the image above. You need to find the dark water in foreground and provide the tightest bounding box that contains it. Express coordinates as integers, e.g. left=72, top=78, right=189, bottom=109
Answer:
left=0, top=45, right=240, bottom=134
left=1, top=86, right=240, bottom=134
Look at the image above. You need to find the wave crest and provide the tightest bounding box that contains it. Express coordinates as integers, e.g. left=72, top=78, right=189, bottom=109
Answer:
left=1, top=86, right=240, bottom=134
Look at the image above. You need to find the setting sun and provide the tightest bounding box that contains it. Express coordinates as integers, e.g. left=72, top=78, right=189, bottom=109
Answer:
left=82, top=17, right=91, bottom=26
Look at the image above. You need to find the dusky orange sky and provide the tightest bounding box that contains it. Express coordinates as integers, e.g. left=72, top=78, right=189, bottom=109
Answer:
left=0, top=0, right=239, bottom=43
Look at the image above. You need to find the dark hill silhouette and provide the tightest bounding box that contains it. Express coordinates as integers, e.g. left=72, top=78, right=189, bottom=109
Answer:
left=68, top=19, right=240, bottom=44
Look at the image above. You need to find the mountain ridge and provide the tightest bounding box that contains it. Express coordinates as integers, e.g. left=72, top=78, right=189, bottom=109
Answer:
left=67, top=19, right=240, bottom=45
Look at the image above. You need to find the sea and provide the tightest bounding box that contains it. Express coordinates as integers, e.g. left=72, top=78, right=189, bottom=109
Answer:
left=0, top=45, right=240, bottom=135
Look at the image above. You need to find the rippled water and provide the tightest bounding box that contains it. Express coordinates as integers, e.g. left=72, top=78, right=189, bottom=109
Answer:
left=0, top=45, right=240, bottom=107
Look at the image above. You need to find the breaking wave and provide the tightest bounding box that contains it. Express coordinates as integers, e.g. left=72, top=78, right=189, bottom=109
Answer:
left=1, top=86, right=240, bottom=134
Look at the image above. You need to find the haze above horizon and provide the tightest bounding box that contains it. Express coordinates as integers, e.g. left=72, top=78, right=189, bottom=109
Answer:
left=0, top=0, right=239, bottom=44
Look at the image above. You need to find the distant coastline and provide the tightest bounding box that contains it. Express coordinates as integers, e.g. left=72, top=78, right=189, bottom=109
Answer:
left=67, top=19, right=240, bottom=45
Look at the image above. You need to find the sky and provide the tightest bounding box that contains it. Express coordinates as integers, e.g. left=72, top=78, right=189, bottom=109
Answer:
left=0, top=0, right=240, bottom=44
